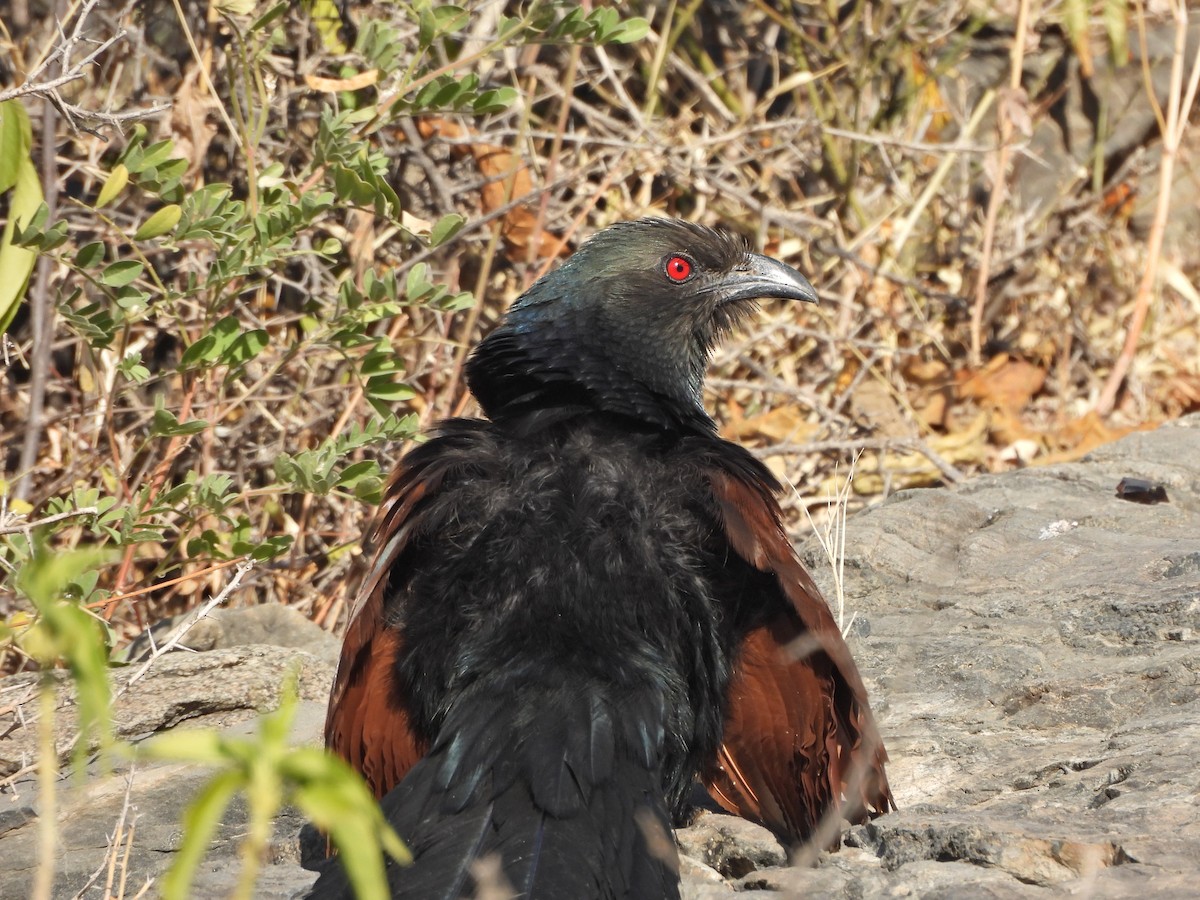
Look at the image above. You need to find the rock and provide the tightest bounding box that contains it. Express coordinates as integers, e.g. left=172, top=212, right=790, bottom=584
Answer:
left=797, top=414, right=1200, bottom=897
left=675, top=811, right=787, bottom=877
left=0, top=613, right=334, bottom=899
left=121, top=602, right=339, bottom=663
left=0, top=643, right=336, bottom=779
left=679, top=881, right=739, bottom=900
left=846, top=813, right=1128, bottom=884
left=2, top=418, right=1198, bottom=898
left=0, top=698, right=327, bottom=900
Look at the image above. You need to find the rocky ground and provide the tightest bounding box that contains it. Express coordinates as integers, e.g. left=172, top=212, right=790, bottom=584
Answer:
left=1, top=415, right=1197, bottom=899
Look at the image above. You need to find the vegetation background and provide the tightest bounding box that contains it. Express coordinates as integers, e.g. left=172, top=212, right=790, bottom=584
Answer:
left=0, top=0, right=1197, bottom=895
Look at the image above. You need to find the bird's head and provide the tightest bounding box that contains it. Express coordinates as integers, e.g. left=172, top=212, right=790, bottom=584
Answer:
left=467, top=218, right=818, bottom=432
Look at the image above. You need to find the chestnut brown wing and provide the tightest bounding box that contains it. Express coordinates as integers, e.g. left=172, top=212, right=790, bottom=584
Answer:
left=703, top=467, right=894, bottom=845
left=323, top=454, right=451, bottom=798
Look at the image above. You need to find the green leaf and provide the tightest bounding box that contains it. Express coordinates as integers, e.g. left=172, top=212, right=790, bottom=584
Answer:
left=431, top=77, right=467, bottom=109
left=246, top=534, right=294, bottom=561
left=416, top=7, right=437, bottom=49
left=114, top=285, right=151, bottom=312
left=289, top=749, right=409, bottom=900
left=95, top=163, right=129, bottom=207
left=0, top=100, right=41, bottom=335
left=221, top=328, right=269, bottom=366
left=306, top=0, right=346, bottom=52
left=361, top=348, right=405, bottom=376
left=472, top=87, right=517, bottom=115
left=137, top=139, right=176, bottom=172
left=429, top=213, right=465, bottom=248
left=196, top=316, right=242, bottom=363
left=143, top=729, right=228, bottom=764
left=11, top=201, right=48, bottom=245
left=180, top=334, right=217, bottom=367
left=0, top=99, right=32, bottom=193
left=133, top=204, right=182, bottom=240
left=589, top=8, right=619, bottom=39
left=250, top=0, right=288, bottom=32
left=117, top=352, right=151, bottom=385
left=365, top=376, right=415, bottom=402
left=1103, top=0, right=1129, bottom=65
left=337, top=459, right=380, bottom=486
left=607, top=16, right=650, bottom=44
left=405, top=262, right=434, bottom=301
left=150, top=406, right=209, bottom=437
left=431, top=5, right=469, bottom=35
left=14, top=542, right=115, bottom=769
left=161, top=769, right=242, bottom=900
left=274, top=446, right=339, bottom=495
left=157, top=481, right=195, bottom=507
left=74, top=241, right=106, bottom=269
left=98, top=260, right=144, bottom=287
left=435, top=290, right=475, bottom=312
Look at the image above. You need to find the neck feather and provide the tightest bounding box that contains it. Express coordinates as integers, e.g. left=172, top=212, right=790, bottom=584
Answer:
left=466, top=326, right=714, bottom=434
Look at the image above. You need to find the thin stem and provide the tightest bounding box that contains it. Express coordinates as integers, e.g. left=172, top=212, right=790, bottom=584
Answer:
left=15, top=98, right=60, bottom=502
left=969, top=0, right=1030, bottom=367
left=1096, top=0, right=1199, bottom=415
left=33, top=677, right=58, bottom=900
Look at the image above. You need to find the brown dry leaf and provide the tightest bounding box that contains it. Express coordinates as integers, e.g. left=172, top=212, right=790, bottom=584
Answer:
left=904, top=358, right=953, bottom=429
left=1100, top=181, right=1138, bottom=221
left=348, top=207, right=376, bottom=284
left=908, top=50, right=952, bottom=140
left=999, top=85, right=1033, bottom=138
left=1166, top=372, right=1200, bottom=413
left=305, top=70, right=380, bottom=93
left=1035, top=413, right=1156, bottom=466
left=762, top=454, right=789, bottom=483
left=721, top=405, right=818, bottom=443
left=160, top=67, right=218, bottom=182
left=988, top=408, right=1038, bottom=447
left=418, top=117, right=566, bottom=261
left=955, top=354, right=1046, bottom=414
left=903, top=358, right=950, bottom=383
left=834, top=357, right=861, bottom=395
left=929, top=408, right=991, bottom=466
left=984, top=411, right=1156, bottom=469
left=820, top=409, right=990, bottom=496
left=916, top=390, right=949, bottom=430
left=848, top=378, right=912, bottom=438
left=719, top=395, right=746, bottom=433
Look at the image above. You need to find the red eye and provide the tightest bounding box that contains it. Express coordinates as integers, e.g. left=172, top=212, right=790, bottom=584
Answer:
left=665, top=256, right=692, bottom=282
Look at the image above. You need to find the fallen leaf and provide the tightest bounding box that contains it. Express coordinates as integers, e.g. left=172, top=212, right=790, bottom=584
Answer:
left=160, top=67, right=218, bottom=182
left=955, top=354, right=1046, bottom=414
left=848, top=378, right=912, bottom=438
left=418, top=118, right=567, bottom=261
left=306, top=70, right=379, bottom=93
left=721, top=406, right=817, bottom=443
left=1034, top=412, right=1156, bottom=466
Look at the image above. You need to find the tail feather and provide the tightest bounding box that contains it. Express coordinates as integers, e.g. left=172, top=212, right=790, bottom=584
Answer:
left=308, top=682, right=680, bottom=899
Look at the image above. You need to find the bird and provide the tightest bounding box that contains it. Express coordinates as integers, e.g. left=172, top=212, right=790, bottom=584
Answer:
left=309, top=218, right=893, bottom=899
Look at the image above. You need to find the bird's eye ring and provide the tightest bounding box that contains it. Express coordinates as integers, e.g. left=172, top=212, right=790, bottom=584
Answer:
left=664, top=255, right=693, bottom=282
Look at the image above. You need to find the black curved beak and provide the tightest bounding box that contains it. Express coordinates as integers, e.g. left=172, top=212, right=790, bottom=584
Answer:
left=714, top=253, right=820, bottom=307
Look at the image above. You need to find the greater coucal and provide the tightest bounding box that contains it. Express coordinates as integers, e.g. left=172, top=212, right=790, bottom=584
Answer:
left=310, top=218, right=893, bottom=899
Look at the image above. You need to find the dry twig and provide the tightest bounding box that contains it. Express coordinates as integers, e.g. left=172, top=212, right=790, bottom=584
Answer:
left=1096, top=0, right=1200, bottom=416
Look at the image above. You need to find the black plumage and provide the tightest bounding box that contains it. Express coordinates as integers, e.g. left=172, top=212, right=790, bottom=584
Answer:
left=311, top=219, right=893, bottom=900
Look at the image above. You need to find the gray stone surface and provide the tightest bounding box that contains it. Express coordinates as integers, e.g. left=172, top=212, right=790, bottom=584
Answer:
left=1, top=415, right=1197, bottom=898
left=675, top=812, right=787, bottom=879
left=799, top=413, right=1200, bottom=898
left=0, top=617, right=335, bottom=899
left=121, top=602, right=340, bottom=663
